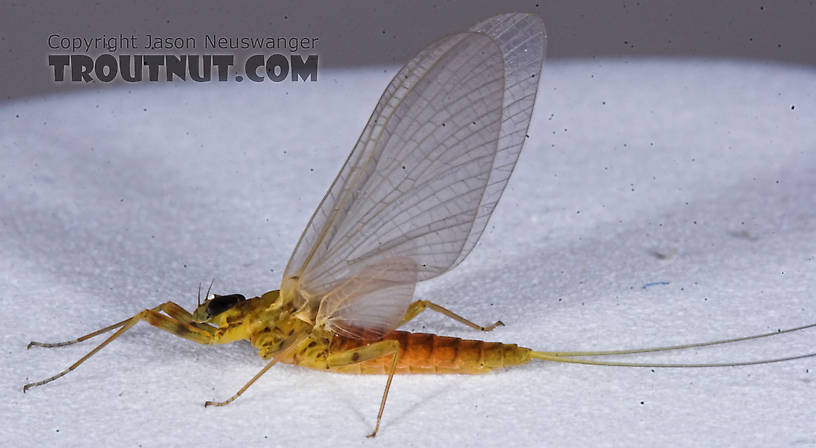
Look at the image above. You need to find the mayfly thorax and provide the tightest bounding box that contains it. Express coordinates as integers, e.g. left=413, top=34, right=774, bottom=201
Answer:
left=24, top=12, right=816, bottom=437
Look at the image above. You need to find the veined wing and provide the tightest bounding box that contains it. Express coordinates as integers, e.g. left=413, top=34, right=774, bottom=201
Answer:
left=314, top=256, right=418, bottom=340
left=281, top=13, right=546, bottom=339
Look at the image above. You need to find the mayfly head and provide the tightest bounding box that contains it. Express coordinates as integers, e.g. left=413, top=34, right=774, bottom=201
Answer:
left=192, top=293, right=246, bottom=323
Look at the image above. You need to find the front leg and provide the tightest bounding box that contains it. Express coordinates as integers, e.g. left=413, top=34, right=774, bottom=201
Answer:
left=27, top=301, right=215, bottom=350
left=24, top=302, right=215, bottom=392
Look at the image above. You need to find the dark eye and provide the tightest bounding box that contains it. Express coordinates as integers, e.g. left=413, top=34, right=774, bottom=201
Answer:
left=207, top=294, right=246, bottom=316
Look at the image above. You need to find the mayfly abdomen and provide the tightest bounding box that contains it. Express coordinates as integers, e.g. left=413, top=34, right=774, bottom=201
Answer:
left=329, top=331, right=531, bottom=374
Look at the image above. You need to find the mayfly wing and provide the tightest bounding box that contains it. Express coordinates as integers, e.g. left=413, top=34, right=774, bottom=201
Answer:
left=282, top=13, right=547, bottom=339
left=457, top=13, right=548, bottom=265
left=315, top=257, right=419, bottom=339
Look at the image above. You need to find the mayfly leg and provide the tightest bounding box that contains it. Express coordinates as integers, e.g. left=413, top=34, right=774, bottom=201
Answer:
left=27, top=317, right=134, bottom=349
left=327, top=339, right=402, bottom=438
left=27, top=302, right=213, bottom=349
left=204, top=332, right=309, bottom=408
left=399, top=300, right=504, bottom=332
left=203, top=358, right=281, bottom=408
left=24, top=302, right=215, bottom=392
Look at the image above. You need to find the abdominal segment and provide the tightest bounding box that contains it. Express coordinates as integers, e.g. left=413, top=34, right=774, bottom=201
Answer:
left=328, top=331, right=531, bottom=374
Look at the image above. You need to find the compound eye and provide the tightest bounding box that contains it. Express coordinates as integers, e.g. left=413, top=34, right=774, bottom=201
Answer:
left=206, top=294, right=246, bottom=317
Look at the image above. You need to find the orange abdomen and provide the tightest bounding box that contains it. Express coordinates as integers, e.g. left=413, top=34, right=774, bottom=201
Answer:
left=330, top=331, right=531, bottom=374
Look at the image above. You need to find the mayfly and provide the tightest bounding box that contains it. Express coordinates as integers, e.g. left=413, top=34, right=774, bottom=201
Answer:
left=24, top=12, right=816, bottom=437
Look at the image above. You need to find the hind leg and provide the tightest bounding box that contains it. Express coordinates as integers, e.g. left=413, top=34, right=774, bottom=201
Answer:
left=398, top=300, right=503, bottom=331
left=327, top=340, right=402, bottom=437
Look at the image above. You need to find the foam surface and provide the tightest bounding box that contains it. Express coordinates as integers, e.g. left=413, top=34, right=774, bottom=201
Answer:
left=2, top=59, right=815, bottom=447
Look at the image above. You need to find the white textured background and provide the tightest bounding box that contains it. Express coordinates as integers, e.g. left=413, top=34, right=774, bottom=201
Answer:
left=2, top=59, right=815, bottom=447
